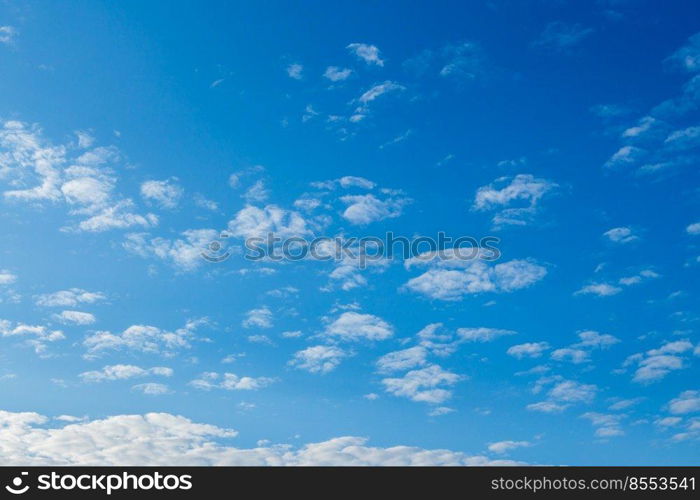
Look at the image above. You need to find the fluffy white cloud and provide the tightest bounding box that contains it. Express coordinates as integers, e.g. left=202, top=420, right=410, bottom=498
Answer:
left=457, top=327, right=516, bottom=343
left=487, top=440, right=531, bottom=454
left=242, top=180, right=269, bottom=203
left=324, top=311, right=394, bottom=342
left=189, top=372, right=275, bottom=391
left=313, top=175, right=376, bottom=190
left=574, top=283, right=622, bottom=297
left=132, top=383, right=171, bottom=395
left=74, top=200, right=158, bottom=232
left=507, top=342, right=550, bottom=359
left=324, top=66, right=353, bottom=82
left=0, top=26, right=17, bottom=44
left=550, top=330, right=620, bottom=364
left=0, top=320, right=65, bottom=356
left=289, top=345, right=348, bottom=374
left=382, top=364, right=462, bottom=404
left=80, top=364, right=173, bottom=382
left=340, top=192, right=410, bottom=225
left=551, top=348, right=589, bottom=364
left=140, top=179, right=183, bottom=209
left=574, top=330, right=620, bottom=349
left=626, top=340, right=695, bottom=383
left=227, top=204, right=312, bottom=241
left=242, top=307, right=273, bottom=329
left=604, top=145, right=646, bottom=169
left=83, top=318, right=208, bottom=357
left=376, top=346, right=428, bottom=373
left=603, top=226, right=639, bottom=244
left=404, top=251, right=547, bottom=301
left=0, top=121, right=156, bottom=232
left=351, top=81, right=404, bottom=121
left=668, top=390, right=700, bottom=415
left=473, top=174, right=558, bottom=227
left=0, top=270, right=17, bottom=285
left=123, top=229, right=219, bottom=271
left=581, top=412, right=625, bottom=438
left=526, top=401, right=568, bottom=413
left=548, top=380, right=597, bottom=403
left=687, top=222, right=700, bottom=235
left=346, top=43, right=384, bottom=66
left=533, top=21, right=593, bottom=51
left=55, top=310, right=96, bottom=325
left=286, top=63, right=303, bottom=80
left=0, top=409, right=517, bottom=465
left=35, top=288, right=106, bottom=307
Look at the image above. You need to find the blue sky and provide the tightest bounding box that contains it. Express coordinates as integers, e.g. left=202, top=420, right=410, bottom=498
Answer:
left=0, top=0, right=699, bottom=465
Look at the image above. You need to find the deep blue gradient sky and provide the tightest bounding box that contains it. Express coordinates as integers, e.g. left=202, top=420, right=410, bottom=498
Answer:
left=0, top=1, right=699, bottom=465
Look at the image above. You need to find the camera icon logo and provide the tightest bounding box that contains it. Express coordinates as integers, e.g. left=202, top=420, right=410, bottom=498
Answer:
left=5, top=472, right=29, bottom=495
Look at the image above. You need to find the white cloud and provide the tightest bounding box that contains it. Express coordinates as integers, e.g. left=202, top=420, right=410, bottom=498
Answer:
left=533, top=21, right=593, bottom=51
left=346, top=43, right=384, bottom=66
left=35, top=289, right=106, bottom=307
left=473, top=174, right=558, bottom=227
left=0, top=270, right=17, bottom=285
left=132, top=383, right=171, bottom=395
left=507, top=342, right=550, bottom=359
left=0, top=121, right=156, bottom=232
left=655, top=416, right=682, bottom=427
left=55, top=310, right=96, bottom=325
left=123, top=229, right=219, bottom=271
left=83, top=318, right=208, bottom=357
left=551, top=348, right=589, bottom=364
left=376, top=346, right=428, bottom=373
left=428, top=406, right=455, bottom=417
left=604, top=145, right=646, bottom=169
left=189, top=372, right=275, bottom=391
left=581, top=412, right=624, bottom=438
left=626, top=340, right=695, bottom=383
left=668, top=390, right=700, bottom=414
left=0, top=26, right=17, bottom=45
left=603, top=226, right=638, bottom=244
left=687, top=222, right=700, bottom=235
left=289, top=345, right=348, bottom=374
left=140, top=179, right=183, bottom=209
left=351, top=81, right=404, bottom=121
left=487, top=440, right=531, bottom=454
left=242, top=307, right=273, bottom=329
left=227, top=204, right=312, bottom=241
left=242, top=180, right=269, bottom=204
left=667, top=33, right=700, bottom=73
left=622, top=116, right=657, bottom=138
left=0, top=409, right=518, bottom=465
left=551, top=330, right=620, bottom=364
left=193, top=193, right=218, bottom=211
left=338, top=176, right=376, bottom=189
left=548, top=380, right=597, bottom=403
left=80, top=364, right=173, bottom=382
left=456, top=327, right=516, bottom=343
left=404, top=251, right=547, bottom=301
left=323, top=311, right=394, bottom=342
left=287, top=63, right=303, bottom=80
left=75, top=200, right=158, bottom=232
left=574, top=283, right=622, bottom=297
left=526, top=401, right=568, bottom=413
left=0, top=321, right=65, bottom=356
left=382, top=364, right=462, bottom=404
left=324, top=66, right=353, bottom=82
left=340, top=193, right=409, bottom=224
left=574, top=330, right=620, bottom=349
